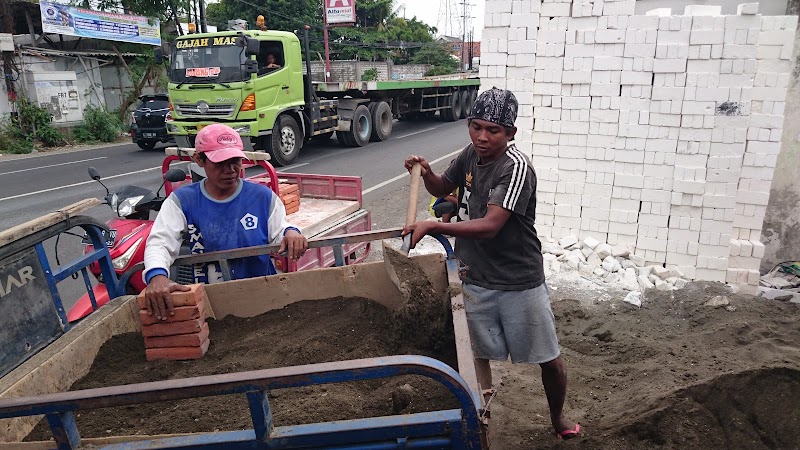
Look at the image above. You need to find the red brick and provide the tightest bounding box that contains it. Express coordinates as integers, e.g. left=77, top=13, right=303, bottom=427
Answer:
left=281, top=193, right=300, bottom=205
left=137, top=284, right=205, bottom=310
left=139, top=302, right=205, bottom=326
left=278, top=183, right=299, bottom=195
left=146, top=339, right=210, bottom=361
left=286, top=205, right=300, bottom=215
left=141, top=318, right=204, bottom=337
left=144, top=322, right=209, bottom=348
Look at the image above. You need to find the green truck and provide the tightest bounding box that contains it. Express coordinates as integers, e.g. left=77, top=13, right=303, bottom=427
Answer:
left=156, top=28, right=480, bottom=166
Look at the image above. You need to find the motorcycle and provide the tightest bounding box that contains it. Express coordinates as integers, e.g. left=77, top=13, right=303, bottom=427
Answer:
left=66, top=166, right=187, bottom=322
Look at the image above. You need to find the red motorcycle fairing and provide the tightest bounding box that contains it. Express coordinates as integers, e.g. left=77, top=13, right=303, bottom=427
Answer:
left=67, top=283, right=110, bottom=322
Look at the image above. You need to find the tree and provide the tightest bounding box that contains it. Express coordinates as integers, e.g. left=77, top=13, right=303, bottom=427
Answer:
left=411, top=41, right=458, bottom=75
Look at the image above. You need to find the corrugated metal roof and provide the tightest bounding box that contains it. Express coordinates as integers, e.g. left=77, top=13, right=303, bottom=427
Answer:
left=19, top=46, right=143, bottom=57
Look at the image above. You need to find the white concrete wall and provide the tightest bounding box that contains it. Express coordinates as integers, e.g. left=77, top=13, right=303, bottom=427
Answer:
left=480, top=0, right=796, bottom=285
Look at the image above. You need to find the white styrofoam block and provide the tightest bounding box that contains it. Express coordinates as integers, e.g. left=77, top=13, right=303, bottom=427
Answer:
left=726, top=14, right=761, bottom=30
left=737, top=3, right=759, bottom=15
left=690, top=29, right=724, bottom=45
left=540, top=2, right=571, bottom=17
left=595, top=30, right=626, bottom=44
left=621, top=71, right=652, bottom=85
left=654, top=58, right=688, bottom=73
left=647, top=8, right=672, bottom=17
left=685, top=5, right=722, bottom=16
left=602, top=0, right=635, bottom=16
left=658, top=30, right=691, bottom=44
left=624, top=44, right=656, bottom=58
left=594, top=56, right=624, bottom=71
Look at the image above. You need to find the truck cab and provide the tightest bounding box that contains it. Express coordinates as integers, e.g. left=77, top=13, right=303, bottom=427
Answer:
left=166, top=30, right=321, bottom=165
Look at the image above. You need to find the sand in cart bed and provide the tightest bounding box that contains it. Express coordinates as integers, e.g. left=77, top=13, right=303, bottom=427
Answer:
left=25, top=297, right=460, bottom=439
left=25, top=281, right=800, bottom=448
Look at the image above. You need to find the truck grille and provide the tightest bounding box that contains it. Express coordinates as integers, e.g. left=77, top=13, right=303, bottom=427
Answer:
left=174, top=103, right=236, bottom=118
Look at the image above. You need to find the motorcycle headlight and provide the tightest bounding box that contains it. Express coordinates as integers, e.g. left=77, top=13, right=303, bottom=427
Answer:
left=112, top=237, right=143, bottom=271
left=117, top=195, right=145, bottom=217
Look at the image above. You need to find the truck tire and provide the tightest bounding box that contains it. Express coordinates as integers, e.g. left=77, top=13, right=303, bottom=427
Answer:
left=460, top=89, right=474, bottom=119
left=440, top=91, right=460, bottom=122
left=369, top=101, right=392, bottom=142
left=337, top=129, right=354, bottom=146
left=346, top=105, right=372, bottom=147
left=268, top=115, right=302, bottom=166
left=137, top=141, right=156, bottom=150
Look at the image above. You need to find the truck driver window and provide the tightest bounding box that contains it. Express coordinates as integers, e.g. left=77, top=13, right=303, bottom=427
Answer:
left=257, top=42, right=285, bottom=76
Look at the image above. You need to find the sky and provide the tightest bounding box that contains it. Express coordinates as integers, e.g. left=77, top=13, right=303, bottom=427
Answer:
left=397, top=0, right=485, bottom=41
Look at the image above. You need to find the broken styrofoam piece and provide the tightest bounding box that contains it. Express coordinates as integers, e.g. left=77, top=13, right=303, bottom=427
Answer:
left=646, top=8, right=671, bottom=16
left=594, top=267, right=607, bottom=278
left=551, top=260, right=562, bottom=274
left=621, top=260, right=637, bottom=271
left=675, top=279, right=689, bottom=289
left=566, top=253, right=582, bottom=269
left=629, top=254, right=646, bottom=267
left=559, top=235, right=578, bottom=249
left=581, top=246, right=594, bottom=258
left=638, top=275, right=655, bottom=291
left=638, top=266, right=653, bottom=278
left=602, top=255, right=622, bottom=273
left=542, top=242, right=565, bottom=256
left=757, top=286, right=800, bottom=302
left=587, top=252, right=603, bottom=267
left=737, top=3, right=759, bottom=15
left=760, top=275, right=794, bottom=289
left=624, top=291, right=642, bottom=307
left=684, top=5, right=722, bottom=16
left=611, top=246, right=630, bottom=258
left=579, top=263, right=593, bottom=276
left=594, top=243, right=612, bottom=260
left=583, top=236, right=600, bottom=250
left=704, top=295, right=730, bottom=307
left=651, top=266, right=670, bottom=279
left=620, top=268, right=639, bottom=291
left=655, top=278, right=671, bottom=291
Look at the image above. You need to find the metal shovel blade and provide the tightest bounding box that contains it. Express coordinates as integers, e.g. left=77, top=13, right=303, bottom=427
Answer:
left=383, top=239, right=411, bottom=305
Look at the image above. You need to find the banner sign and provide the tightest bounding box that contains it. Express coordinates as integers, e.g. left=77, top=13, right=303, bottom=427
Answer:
left=325, top=0, right=356, bottom=26
left=39, top=1, right=161, bottom=46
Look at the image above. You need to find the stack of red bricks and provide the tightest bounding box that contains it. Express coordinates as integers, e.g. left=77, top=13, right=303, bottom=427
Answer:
left=137, top=284, right=210, bottom=361
left=278, top=182, right=300, bottom=215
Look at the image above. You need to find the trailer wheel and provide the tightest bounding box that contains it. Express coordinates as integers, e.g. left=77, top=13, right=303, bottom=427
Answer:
left=369, top=101, right=392, bottom=142
left=460, top=89, right=474, bottom=119
left=268, top=115, right=302, bottom=166
left=440, top=91, right=460, bottom=122
left=346, top=105, right=372, bottom=147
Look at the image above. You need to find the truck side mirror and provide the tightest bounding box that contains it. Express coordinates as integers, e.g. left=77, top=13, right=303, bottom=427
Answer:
left=244, top=37, right=260, bottom=56
left=243, top=60, right=259, bottom=75
left=154, top=48, right=164, bottom=65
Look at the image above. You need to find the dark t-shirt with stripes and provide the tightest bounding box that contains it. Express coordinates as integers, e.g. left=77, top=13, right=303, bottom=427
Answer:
left=443, top=143, right=545, bottom=291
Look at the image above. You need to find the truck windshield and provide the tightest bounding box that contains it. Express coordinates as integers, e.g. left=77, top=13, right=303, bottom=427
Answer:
left=169, top=45, right=248, bottom=83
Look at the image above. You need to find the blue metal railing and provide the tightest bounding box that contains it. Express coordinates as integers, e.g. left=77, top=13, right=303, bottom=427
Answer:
left=0, top=356, right=482, bottom=449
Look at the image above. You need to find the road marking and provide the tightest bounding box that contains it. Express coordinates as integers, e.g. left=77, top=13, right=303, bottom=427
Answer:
left=277, top=162, right=309, bottom=172
left=362, top=146, right=465, bottom=195
left=394, top=127, right=438, bottom=139
left=0, top=167, right=161, bottom=202
left=0, top=157, right=107, bottom=176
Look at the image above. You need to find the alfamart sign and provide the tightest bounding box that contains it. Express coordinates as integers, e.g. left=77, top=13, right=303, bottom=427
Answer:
left=39, top=1, right=161, bottom=46
left=325, top=0, right=356, bottom=26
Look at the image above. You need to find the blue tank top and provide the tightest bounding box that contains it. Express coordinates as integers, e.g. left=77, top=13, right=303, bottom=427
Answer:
left=173, top=180, right=277, bottom=283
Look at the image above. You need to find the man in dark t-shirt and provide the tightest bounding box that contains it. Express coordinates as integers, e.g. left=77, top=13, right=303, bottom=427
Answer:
left=403, top=88, right=580, bottom=439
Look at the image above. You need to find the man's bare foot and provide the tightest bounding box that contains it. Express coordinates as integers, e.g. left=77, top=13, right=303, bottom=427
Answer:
left=552, top=415, right=581, bottom=440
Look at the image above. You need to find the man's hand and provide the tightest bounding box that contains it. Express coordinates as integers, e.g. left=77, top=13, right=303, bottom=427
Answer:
left=404, top=155, right=432, bottom=177
left=402, top=220, right=439, bottom=249
left=144, top=275, right=191, bottom=321
left=279, top=229, right=308, bottom=260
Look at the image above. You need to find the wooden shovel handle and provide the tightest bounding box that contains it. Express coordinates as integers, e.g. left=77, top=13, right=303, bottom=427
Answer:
left=406, top=163, right=422, bottom=227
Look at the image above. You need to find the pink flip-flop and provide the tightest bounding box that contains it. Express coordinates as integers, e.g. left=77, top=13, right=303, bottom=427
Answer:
left=556, top=423, right=581, bottom=440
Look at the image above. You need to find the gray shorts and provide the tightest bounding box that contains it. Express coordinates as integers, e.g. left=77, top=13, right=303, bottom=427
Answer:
left=462, top=282, right=560, bottom=364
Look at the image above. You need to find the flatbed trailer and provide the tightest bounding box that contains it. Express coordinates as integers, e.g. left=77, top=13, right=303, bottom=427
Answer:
left=162, top=28, right=480, bottom=166
left=0, top=207, right=489, bottom=448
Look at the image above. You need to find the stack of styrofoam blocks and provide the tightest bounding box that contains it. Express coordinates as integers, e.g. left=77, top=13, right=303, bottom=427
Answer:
left=480, top=0, right=796, bottom=286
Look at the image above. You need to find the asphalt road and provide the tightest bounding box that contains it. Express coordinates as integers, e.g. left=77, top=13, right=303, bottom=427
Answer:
left=0, top=119, right=470, bottom=311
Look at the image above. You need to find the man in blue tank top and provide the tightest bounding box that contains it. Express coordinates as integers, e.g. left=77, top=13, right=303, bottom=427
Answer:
left=143, top=123, right=307, bottom=320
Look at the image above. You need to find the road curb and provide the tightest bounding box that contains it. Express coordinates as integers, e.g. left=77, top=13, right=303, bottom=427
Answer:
left=0, top=140, right=133, bottom=162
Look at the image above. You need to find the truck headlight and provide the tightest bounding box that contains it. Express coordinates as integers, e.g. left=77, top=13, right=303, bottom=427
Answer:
left=167, top=123, right=179, bottom=133
left=233, top=125, right=250, bottom=134
left=112, top=237, right=143, bottom=270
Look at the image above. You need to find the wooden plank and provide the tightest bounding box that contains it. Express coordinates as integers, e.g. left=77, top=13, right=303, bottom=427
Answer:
left=164, top=147, right=271, bottom=161
left=205, top=254, right=447, bottom=320
left=0, top=199, right=101, bottom=249
left=287, top=198, right=360, bottom=238
left=0, top=296, right=139, bottom=442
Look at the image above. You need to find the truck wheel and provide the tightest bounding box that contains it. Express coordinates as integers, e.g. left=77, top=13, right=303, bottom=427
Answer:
left=440, top=92, right=459, bottom=122
left=137, top=141, right=156, bottom=150
left=269, top=115, right=302, bottom=166
left=346, top=105, right=372, bottom=147
left=369, top=101, right=392, bottom=142
left=460, top=90, right=474, bottom=119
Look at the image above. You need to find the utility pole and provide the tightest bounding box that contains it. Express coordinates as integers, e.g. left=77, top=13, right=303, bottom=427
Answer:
left=468, top=28, right=473, bottom=70
left=322, top=0, right=331, bottom=81
left=459, top=0, right=473, bottom=71
left=199, top=0, right=207, bottom=33
left=0, top=0, right=16, bottom=103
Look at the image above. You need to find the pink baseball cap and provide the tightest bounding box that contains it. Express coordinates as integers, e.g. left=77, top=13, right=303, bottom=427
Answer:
left=195, top=124, right=247, bottom=163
